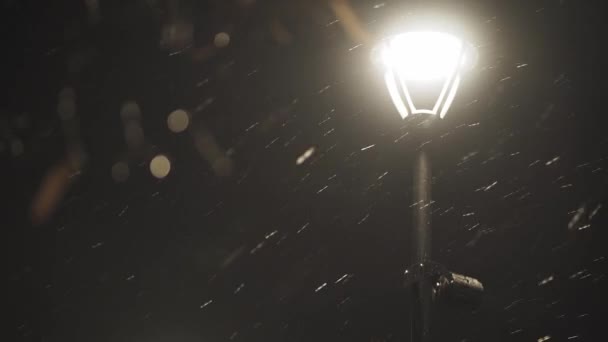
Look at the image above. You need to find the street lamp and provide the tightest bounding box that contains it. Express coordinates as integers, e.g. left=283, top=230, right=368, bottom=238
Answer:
left=376, top=31, right=483, bottom=341
left=381, top=31, right=470, bottom=119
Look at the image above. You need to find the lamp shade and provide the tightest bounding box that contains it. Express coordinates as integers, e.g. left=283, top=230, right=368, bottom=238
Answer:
left=380, top=31, right=470, bottom=119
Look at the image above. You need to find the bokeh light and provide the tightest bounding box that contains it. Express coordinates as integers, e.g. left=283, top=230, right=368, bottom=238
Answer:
left=212, top=156, right=234, bottom=177
left=214, top=32, right=231, bottom=48
left=150, top=154, right=171, bottom=179
left=124, top=122, right=145, bottom=148
left=160, top=20, right=194, bottom=52
left=167, top=109, right=190, bottom=133
left=120, top=101, right=141, bottom=123
left=111, top=162, right=130, bottom=182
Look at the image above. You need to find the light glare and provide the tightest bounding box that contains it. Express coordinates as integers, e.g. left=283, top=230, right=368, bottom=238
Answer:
left=379, top=31, right=469, bottom=119
left=383, top=32, right=463, bottom=81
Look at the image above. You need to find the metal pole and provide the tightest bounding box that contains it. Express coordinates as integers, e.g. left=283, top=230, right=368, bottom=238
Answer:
left=411, top=146, right=432, bottom=342
left=413, top=148, right=431, bottom=263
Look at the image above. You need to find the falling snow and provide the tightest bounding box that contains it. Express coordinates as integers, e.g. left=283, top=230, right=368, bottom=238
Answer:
left=200, top=300, right=213, bottom=309
left=7, top=1, right=606, bottom=341
left=315, top=282, right=327, bottom=292
left=296, top=147, right=315, bottom=165
left=538, top=275, right=554, bottom=286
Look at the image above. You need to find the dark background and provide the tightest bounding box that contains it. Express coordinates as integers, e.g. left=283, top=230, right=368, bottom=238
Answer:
left=3, top=0, right=607, bottom=341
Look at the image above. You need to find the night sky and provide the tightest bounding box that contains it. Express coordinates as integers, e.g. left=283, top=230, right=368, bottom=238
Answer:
left=3, top=0, right=607, bottom=341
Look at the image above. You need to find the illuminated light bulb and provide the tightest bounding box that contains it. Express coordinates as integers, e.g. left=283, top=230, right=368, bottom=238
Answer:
left=379, top=31, right=473, bottom=119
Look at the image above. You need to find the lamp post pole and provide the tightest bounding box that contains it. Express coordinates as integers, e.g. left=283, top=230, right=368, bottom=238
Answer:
left=410, top=123, right=433, bottom=342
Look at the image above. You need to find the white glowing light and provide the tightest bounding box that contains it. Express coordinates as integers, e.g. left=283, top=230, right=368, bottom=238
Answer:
left=380, top=31, right=470, bottom=119
left=382, top=32, right=463, bottom=81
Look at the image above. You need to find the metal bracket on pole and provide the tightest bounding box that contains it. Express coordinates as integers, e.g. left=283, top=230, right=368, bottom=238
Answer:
left=404, top=260, right=484, bottom=309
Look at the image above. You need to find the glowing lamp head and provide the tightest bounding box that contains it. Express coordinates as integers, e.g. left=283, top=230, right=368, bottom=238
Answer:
left=379, top=31, right=473, bottom=119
